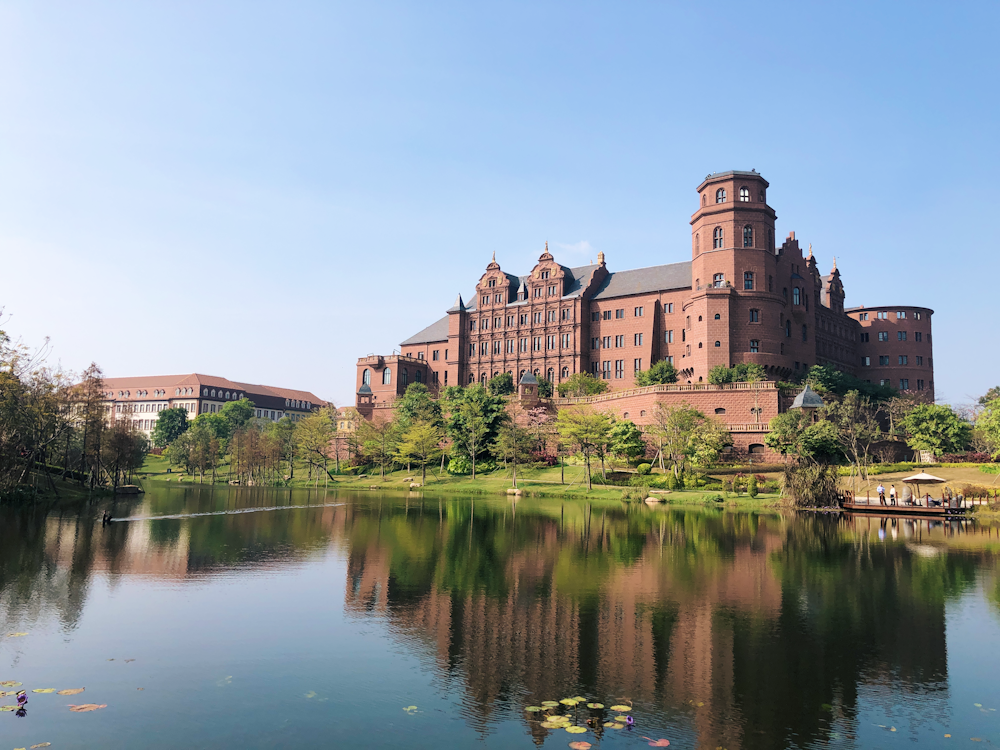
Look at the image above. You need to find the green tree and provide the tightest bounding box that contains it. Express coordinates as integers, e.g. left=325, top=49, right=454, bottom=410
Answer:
left=690, top=418, right=733, bottom=467
left=269, top=416, right=298, bottom=478
left=903, top=403, right=972, bottom=456
left=634, top=359, right=679, bottom=387
left=825, top=391, right=882, bottom=484
left=487, top=372, right=515, bottom=396
left=490, top=405, right=533, bottom=487
left=443, top=384, right=506, bottom=479
left=556, top=406, right=613, bottom=490
left=358, top=415, right=400, bottom=480
left=151, top=407, right=189, bottom=448
left=609, top=419, right=646, bottom=464
left=193, top=412, right=232, bottom=442
left=220, top=397, right=256, bottom=433
left=977, top=398, right=1000, bottom=458
left=556, top=372, right=608, bottom=398
left=978, top=387, right=1000, bottom=407
left=395, top=420, right=444, bottom=484
left=708, top=363, right=767, bottom=385
left=646, top=403, right=707, bottom=479
left=765, top=411, right=842, bottom=464
left=805, top=363, right=896, bottom=402
left=296, top=408, right=336, bottom=484
left=169, top=421, right=221, bottom=482
left=536, top=375, right=553, bottom=399
left=396, top=383, right=442, bottom=428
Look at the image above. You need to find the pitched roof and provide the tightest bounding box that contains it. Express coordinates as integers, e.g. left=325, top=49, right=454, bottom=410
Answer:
left=591, top=261, right=692, bottom=299
left=99, top=374, right=327, bottom=405
left=400, top=316, right=450, bottom=346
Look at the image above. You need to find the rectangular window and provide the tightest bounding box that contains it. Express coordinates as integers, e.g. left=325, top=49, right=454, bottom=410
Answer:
left=603, top=336, right=611, bottom=348
left=533, top=287, right=541, bottom=298
left=493, top=341, right=501, bottom=354
left=861, top=356, right=870, bottom=366
left=914, top=311, right=922, bottom=320
left=896, top=311, right=906, bottom=319
left=634, top=306, right=644, bottom=317
left=532, top=337, right=541, bottom=351
left=666, top=330, right=674, bottom=344
left=881, top=379, right=891, bottom=386
left=541, top=270, right=549, bottom=279
left=879, top=355, right=890, bottom=365
left=616, top=309, right=624, bottom=319
left=561, top=308, right=570, bottom=321
left=634, top=333, right=643, bottom=346
left=750, top=339, right=759, bottom=353
left=878, top=331, right=888, bottom=342
left=634, top=358, right=642, bottom=372
left=481, top=342, right=488, bottom=355
left=898, top=331, right=907, bottom=341
left=916, top=355, right=923, bottom=365
left=794, top=361, right=800, bottom=370
left=602, top=360, right=611, bottom=379
left=506, top=339, right=514, bottom=353
left=519, top=338, right=528, bottom=352
left=749, top=309, right=759, bottom=323
left=562, top=333, right=570, bottom=348
left=519, top=314, right=527, bottom=325
left=859, top=332, right=869, bottom=342
left=744, top=272, right=753, bottom=290
left=615, top=359, right=624, bottom=378
left=877, top=311, right=888, bottom=320
left=859, top=312, right=869, bottom=321
left=547, top=335, right=556, bottom=350
left=591, top=311, right=600, bottom=322
left=666, top=303, right=674, bottom=314
left=603, top=310, right=612, bottom=320
left=915, top=332, right=922, bottom=342
left=432, top=350, right=439, bottom=361
left=495, top=316, right=501, bottom=328
left=548, top=285, right=556, bottom=296
left=533, top=312, right=542, bottom=324
left=470, top=320, right=476, bottom=332
left=899, top=355, right=908, bottom=365
left=792, top=288, right=801, bottom=305
left=591, top=361, right=600, bottom=376
left=417, top=352, right=424, bottom=359
left=547, top=310, right=556, bottom=322
left=591, top=337, right=599, bottom=349
left=665, top=356, right=673, bottom=364
left=917, top=379, right=924, bottom=390
left=469, top=343, right=475, bottom=356
left=482, top=296, right=488, bottom=306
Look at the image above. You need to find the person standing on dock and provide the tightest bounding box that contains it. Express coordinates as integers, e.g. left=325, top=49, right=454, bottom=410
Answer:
left=889, top=485, right=897, bottom=506
left=877, top=483, right=886, bottom=505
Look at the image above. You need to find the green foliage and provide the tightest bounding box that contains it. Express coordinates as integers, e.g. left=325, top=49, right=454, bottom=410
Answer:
left=609, top=420, right=645, bottom=462
left=396, top=420, right=445, bottom=482
left=396, top=383, right=443, bottom=428
left=557, top=372, right=608, bottom=398
left=705, top=494, right=724, bottom=503
left=634, top=359, right=678, bottom=387
left=978, top=387, right=1000, bottom=407
left=979, top=464, right=1000, bottom=474
left=151, top=407, right=189, bottom=448
left=805, top=364, right=896, bottom=402
left=556, top=405, right=614, bottom=490
left=903, top=403, right=972, bottom=456
left=782, top=463, right=841, bottom=507
left=747, top=473, right=758, bottom=498
left=536, top=376, right=553, bottom=399
left=220, top=397, right=256, bottom=432
left=443, top=384, right=506, bottom=478
left=487, top=372, right=515, bottom=396
left=620, top=485, right=649, bottom=502
left=636, top=462, right=652, bottom=476
left=976, top=398, right=1000, bottom=459
left=708, top=363, right=766, bottom=385
left=193, top=412, right=232, bottom=442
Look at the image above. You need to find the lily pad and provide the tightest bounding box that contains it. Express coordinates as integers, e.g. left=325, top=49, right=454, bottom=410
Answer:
left=32, top=689, right=56, bottom=694
left=587, top=703, right=604, bottom=709
left=568, top=742, right=593, bottom=750
left=0, top=681, right=23, bottom=687
left=974, top=703, right=983, bottom=707
left=0, top=705, right=17, bottom=711
left=603, top=721, right=617, bottom=727
left=32, top=744, right=52, bottom=749
left=542, top=701, right=560, bottom=707
left=610, top=704, right=631, bottom=712
left=68, top=703, right=107, bottom=712
left=57, top=688, right=84, bottom=695
left=403, top=706, right=418, bottom=714
left=6, top=633, right=28, bottom=637
left=560, top=698, right=580, bottom=706
left=615, top=715, right=629, bottom=722
left=525, top=706, right=544, bottom=712
left=566, top=726, right=587, bottom=734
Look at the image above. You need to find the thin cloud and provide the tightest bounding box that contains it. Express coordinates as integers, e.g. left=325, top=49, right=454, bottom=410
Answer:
left=552, top=240, right=596, bottom=262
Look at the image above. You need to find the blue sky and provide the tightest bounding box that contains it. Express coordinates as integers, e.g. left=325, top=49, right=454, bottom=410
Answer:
left=1, top=1, right=995, bottom=408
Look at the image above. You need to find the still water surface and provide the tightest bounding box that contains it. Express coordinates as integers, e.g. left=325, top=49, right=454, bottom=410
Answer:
left=2, top=487, right=1000, bottom=748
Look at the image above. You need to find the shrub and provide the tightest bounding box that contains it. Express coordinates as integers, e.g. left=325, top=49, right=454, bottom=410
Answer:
left=747, top=474, right=758, bottom=498
left=529, top=451, right=558, bottom=466
left=621, top=485, right=649, bottom=502
left=980, top=465, right=1000, bottom=475
left=636, top=463, right=652, bottom=476
left=706, top=494, right=724, bottom=504
left=782, top=464, right=840, bottom=507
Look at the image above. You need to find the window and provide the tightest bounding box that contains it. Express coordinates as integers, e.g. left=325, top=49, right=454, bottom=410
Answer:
left=917, top=379, right=924, bottom=390
left=716, top=188, right=726, bottom=203
left=591, top=311, right=600, bottom=322
left=666, top=303, right=674, bottom=313
left=897, top=331, right=907, bottom=341
left=713, top=227, right=723, bottom=248
left=480, top=342, right=488, bottom=355
left=482, top=296, right=489, bottom=307
left=634, top=358, right=642, bottom=371
left=713, top=273, right=724, bottom=288
left=493, top=341, right=501, bottom=354
left=495, top=317, right=501, bottom=328
left=519, top=338, right=528, bottom=352
left=615, top=360, right=624, bottom=378
left=547, top=310, right=556, bottom=322
left=739, top=186, right=750, bottom=202
left=432, top=350, right=439, bottom=361
left=469, top=343, right=475, bottom=356
left=415, top=370, right=422, bottom=384
left=859, top=332, right=869, bottom=342
left=591, top=337, right=599, bottom=349
left=362, top=369, right=371, bottom=385
left=562, top=333, right=570, bottom=348
left=417, top=352, right=424, bottom=360
left=615, top=308, right=624, bottom=319
left=792, top=287, right=801, bottom=305
left=879, top=355, right=890, bottom=365
left=533, top=337, right=541, bottom=351
left=914, top=311, right=922, bottom=320
left=533, top=287, right=541, bottom=298
left=750, top=339, right=759, bottom=353
left=714, top=313, right=721, bottom=320
left=896, top=311, right=906, bottom=319
left=635, top=306, right=644, bottom=317
left=533, top=312, right=542, bottom=324
left=749, top=309, right=759, bottom=322
left=743, top=226, right=753, bottom=248
left=547, top=285, right=556, bottom=296
left=603, top=310, right=612, bottom=320
left=802, top=324, right=807, bottom=342
left=615, top=335, right=624, bottom=348
left=695, top=233, right=700, bottom=254
left=488, top=278, right=496, bottom=287
left=541, top=270, right=550, bottom=279
left=714, top=340, right=721, bottom=347
left=877, top=311, right=888, bottom=320
left=547, top=335, right=555, bottom=350
left=915, top=332, right=922, bottom=342
left=899, top=355, right=908, bottom=365
left=665, top=330, right=674, bottom=344
left=859, top=312, right=868, bottom=321
left=634, top=333, right=644, bottom=346
left=877, top=331, right=888, bottom=342
left=785, top=320, right=791, bottom=338
left=916, top=355, right=923, bottom=365
left=880, top=379, right=891, bottom=387
left=561, top=367, right=569, bottom=378
left=561, top=308, right=570, bottom=321
left=602, top=361, right=611, bottom=379
left=519, top=314, right=527, bottom=325
left=861, top=356, right=870, bottom=366
left=794, top=361, right=800, bottom=370
left=383, top=368, right=392, bottom=385
left=506, top=339, right=514, bottom=353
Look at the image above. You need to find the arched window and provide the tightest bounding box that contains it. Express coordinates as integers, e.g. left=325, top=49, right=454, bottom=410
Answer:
left=714, top=341, right=721, bottom=347
left=792, top=287, right=801, bottom=305
left=225, top=391, right=230, bottom=399
left=739, top=186, right=750, bottom=202
left=714, top=313, right=721, bottom=319
left=750, top=339, right=760, bottom=353
left=210, top=389, right=215, bottom=397
left=695, top=233, right=700, bottom=254
left=383, top=368, right=392, bottom=385
left=480, top=372, right=487, bottom=383
left=698, top=315, right=703, bottom=322
left=640, top=410, right=646, bottom=417
left=749, top=444, right=765, bottom=455
left=362, top=369, right=371, bottom=385
left=468, top=373, right=475, bottom=384
left=546, top=368, right=554, bottom=381
left=623, top=412, right=630, bottom=419
left=415, top=370, right=422, bottom=383
left=715, top=188, right=726, bottom=204
left=561, top=366, right=569, bottom=379
left=743, top=225, right=753, bottom=248
left=203, top=388, right=208, bottom=396
left=402, top=369, right=409, bottom=386
left=713, top=227, right=723, bottom=248
left=702, top=194, right=707, bottom=206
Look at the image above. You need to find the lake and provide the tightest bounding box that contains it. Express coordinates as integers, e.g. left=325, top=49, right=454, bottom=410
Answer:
left=2, top=486, right=999, bottom=748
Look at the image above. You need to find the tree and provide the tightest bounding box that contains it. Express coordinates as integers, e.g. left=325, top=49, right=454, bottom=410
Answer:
left=708, top=363, right=766, bottom=385
left=296, top=408, right=336, bottom=484
left=220, top=397, right=256, bottom=433
left=269, top=416, right=298, bottom=478
left=557, top=372, right=608, bottom=398
left=396, top=421, right=444, bottom=484
left=536, top=376, right=553, bottom=399
left=634, top=359, right=679, bottom=387
left=490, top=405, right=533, bottom=487
left=645, top=403, right=709, bottom=479
left=825, top=391, right=882, bottom=484
left=805, top=363, right=896, bottom=402
left=690, top=418, right=733, bottom=467
left=102, top=419, right=149, bottom=488
left=169, top=421, right=221, bottom=482
left=487, top=372, right=515, bottom=396
left=358, top=415, right=400, bottom=480
left=765, top=410, right=841, bottom=464
left=556, top=406, right=613, bottom=490
left=609, top=419, right=645, bottom=465
left=193, top=412, right=232, bottom=442
left=978, top=387, right=1000, bottom=407
left=396, top=383, right=442, bottom=428
left=903, top=403, right=972, bottom=457
left=977, top=398, right=1000, bottom=458
left=443, top=384, right=505, bottom=479
left=152, top=407, right=189, bottom=448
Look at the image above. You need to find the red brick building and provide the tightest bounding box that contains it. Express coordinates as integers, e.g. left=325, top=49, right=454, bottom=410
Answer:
left=355, top=171, right=934, bottom=450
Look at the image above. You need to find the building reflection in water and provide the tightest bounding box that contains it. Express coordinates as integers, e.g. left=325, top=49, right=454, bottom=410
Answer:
left=2, top=487, right=998, bottom=749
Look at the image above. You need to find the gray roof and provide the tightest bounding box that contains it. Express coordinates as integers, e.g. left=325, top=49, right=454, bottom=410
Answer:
left=591, top=261, right=691, bottom=299
left=791, top=385, right=824, bottom=409
left=519, top=371, right=538, bottom=385
left=400, top=315, right=450, bottom=346
left=357, top=383, right=372, bottom=395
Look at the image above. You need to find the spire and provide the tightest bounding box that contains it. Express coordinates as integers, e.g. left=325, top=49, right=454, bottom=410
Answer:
left=832, top=255, right=837, bottom=271
left=492, top=251, right=495, bottom=262
left=448, top=293, right=467, bottom=313
left=807, top=243, right=813, bottom=259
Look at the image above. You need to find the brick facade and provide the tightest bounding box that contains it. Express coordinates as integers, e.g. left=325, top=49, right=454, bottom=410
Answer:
left=356, top=170, right=934, bottom=423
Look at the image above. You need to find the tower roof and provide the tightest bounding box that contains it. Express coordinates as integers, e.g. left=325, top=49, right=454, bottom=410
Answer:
left=791, top=385, right=824, bottom=410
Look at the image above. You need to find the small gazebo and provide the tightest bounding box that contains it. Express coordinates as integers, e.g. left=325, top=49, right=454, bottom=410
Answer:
left=790, top=385, right=824, bottom=422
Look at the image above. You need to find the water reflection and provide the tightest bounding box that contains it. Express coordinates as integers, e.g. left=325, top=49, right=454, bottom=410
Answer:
left=2, top=488, right=999, bottom=748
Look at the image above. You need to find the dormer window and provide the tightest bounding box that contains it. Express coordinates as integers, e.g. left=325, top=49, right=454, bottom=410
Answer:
left=716, top=188, right=726, bottom=203
left=488, top=278, right=496, bottom=287
left=739, top=187, right=750, bottom=202
left=540, top=270, right=550, bottom=279
left=713, top=227, right=723, bottom=248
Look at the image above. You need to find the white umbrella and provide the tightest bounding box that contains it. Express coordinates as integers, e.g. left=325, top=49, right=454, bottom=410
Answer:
left=900, top=472, right=946, bottom=504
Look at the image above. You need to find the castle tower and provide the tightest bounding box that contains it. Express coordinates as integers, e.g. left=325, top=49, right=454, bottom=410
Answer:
left=685, top=171, right=781, bottom=382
